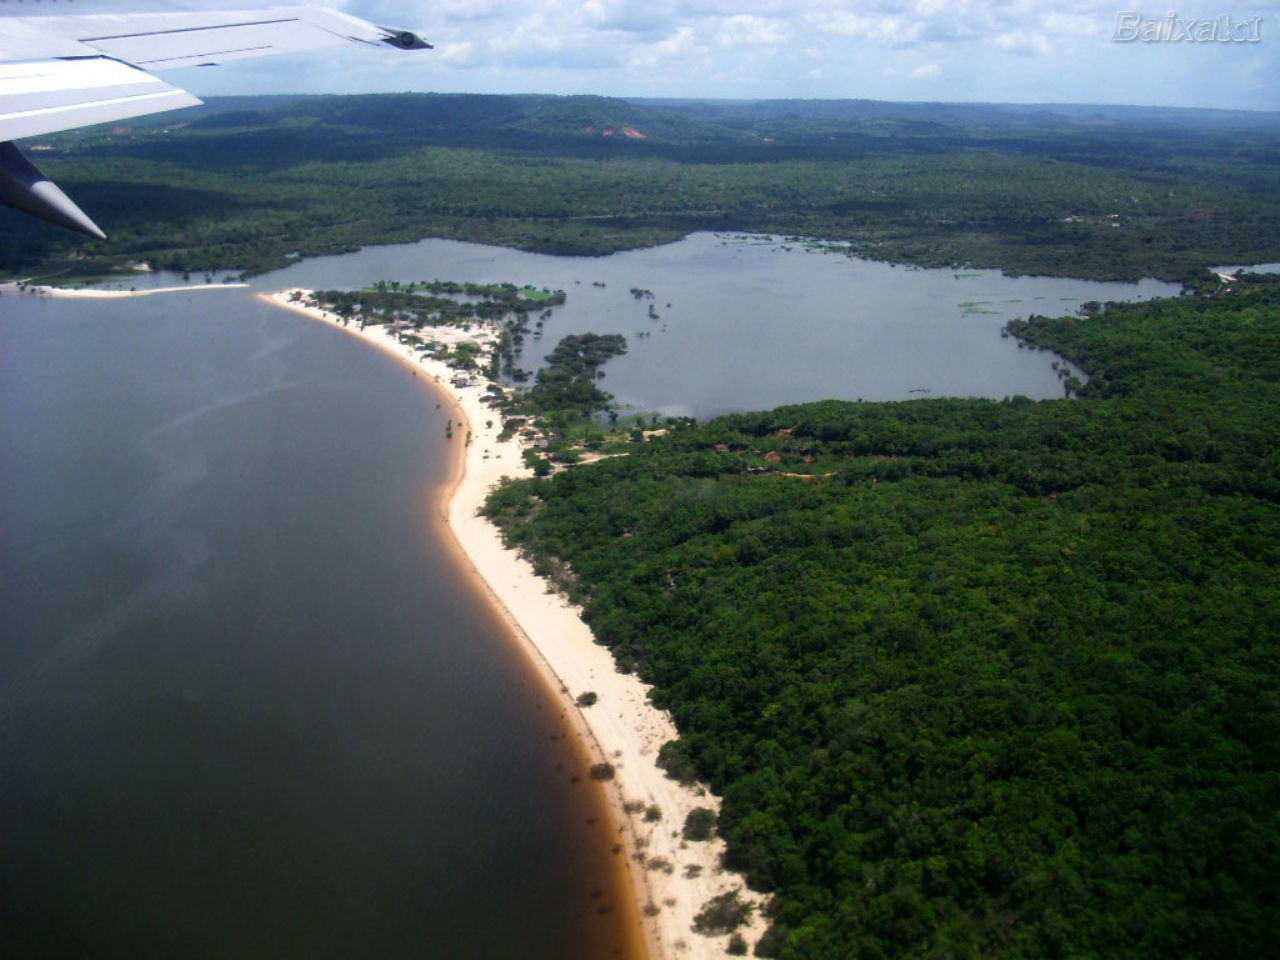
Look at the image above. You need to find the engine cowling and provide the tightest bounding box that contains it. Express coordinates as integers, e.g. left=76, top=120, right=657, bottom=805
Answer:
left=380, top=28, right=432, bottom=50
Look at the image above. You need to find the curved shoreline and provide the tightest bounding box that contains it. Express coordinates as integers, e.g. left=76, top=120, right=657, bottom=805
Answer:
left=259, top=290, right=768, bottom=960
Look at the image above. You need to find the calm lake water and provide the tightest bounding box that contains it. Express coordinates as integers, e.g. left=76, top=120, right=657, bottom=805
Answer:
left=247, top=233, right=1179, bottom=417
left=2, top=234, right=1183, bottom=957
left=0, top=293, right=636, bottom=959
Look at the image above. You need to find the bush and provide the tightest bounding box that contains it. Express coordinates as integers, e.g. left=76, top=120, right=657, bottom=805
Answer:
left=692, top=891, right=752, bottom=936
left=576, top=691, right=598, bottom=707
left=683, top=807, right=716, bottom=841
left=727, top=933, right=748, bottom=956
left=588, top=763, right=615, bottom=781
left=656, top=739, right=699, bottom=785
left=644, top=804, right=663, bottom=822
left=752, top=923, right=788, bottom=958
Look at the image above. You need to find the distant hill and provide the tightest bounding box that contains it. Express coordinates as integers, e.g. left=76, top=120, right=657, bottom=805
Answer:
left=189, top=93, right=1280, bottom=142
left=178, top=93, right=1280, bottom=166
left=636, top=97, right=1280, bottom=133
left=6, top=92, right=1277, bottom=283
left=187, top=93, right=737, bottom=145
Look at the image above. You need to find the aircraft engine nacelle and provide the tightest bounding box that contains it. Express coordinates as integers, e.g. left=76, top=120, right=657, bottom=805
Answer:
left=380, top=28, right=432, bottom=50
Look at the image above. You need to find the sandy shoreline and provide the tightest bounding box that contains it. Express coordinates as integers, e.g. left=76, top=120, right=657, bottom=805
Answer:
left=260, top=290, right=768, bottom=959
left=1, top=281, right=248, bottom=299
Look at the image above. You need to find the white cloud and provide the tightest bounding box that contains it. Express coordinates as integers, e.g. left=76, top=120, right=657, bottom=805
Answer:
left=712, top=14, right=790, bottom=47
left=908, top=62, right=942, bottom=80
left=435, top=41, right=477, bottom=67
left=991, top=30, right=1054, bottom=56
left=143, top=0, right=1280, bottom=110
left=627, top=25, right=700, bottom=70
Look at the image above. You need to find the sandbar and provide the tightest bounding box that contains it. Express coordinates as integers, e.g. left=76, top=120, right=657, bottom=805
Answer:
left=1, top=281, right=248, bottom=299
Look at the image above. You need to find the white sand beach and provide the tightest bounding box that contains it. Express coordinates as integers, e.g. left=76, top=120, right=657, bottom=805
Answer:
left=1, top=281, right=248, bottom=299
left=261, top=289, right=768, bottom=960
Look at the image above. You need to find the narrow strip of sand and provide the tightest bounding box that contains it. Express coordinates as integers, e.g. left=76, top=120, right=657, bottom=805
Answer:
left=2, top=282, right=248, bottom=299
left=260, top=290, right=768, bottom=959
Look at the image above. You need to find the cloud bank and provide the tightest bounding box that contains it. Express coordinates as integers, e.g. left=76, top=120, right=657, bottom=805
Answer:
left=111, top=0, right=1279, bottom=109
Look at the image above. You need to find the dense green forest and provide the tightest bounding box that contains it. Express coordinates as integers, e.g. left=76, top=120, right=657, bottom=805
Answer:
left=3, top=94, right=1278, bottom=284
left=482, top=275, right=1280, bottom=958
left=311, top=280, right=562, bottom=326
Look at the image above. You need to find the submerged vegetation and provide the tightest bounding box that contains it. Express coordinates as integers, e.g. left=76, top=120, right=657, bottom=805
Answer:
left=518, top=333, right=628, bottom=418
left=500, top=331, right=633, bottom=475
left=305, top=279, right=637, bottom=466
left=483, top=275, right=1280, bottom=957
left=3, top=94, right=1278, bottom=283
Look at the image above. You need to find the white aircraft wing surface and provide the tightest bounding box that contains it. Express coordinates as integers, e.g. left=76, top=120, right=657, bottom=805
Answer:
left=0, top=5, right=429, bottom=238
left=0, top=56, right=202, bottom=144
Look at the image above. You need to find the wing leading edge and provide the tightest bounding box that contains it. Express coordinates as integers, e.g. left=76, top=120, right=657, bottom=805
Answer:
left=0, top=5, right=430, bottom=238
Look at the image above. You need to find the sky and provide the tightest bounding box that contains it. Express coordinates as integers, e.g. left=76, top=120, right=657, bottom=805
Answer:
left=9, top=0, right=1279, bottom=109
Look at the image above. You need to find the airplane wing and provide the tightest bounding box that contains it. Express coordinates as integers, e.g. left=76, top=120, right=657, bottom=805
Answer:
left=0, top=5, right=430, bottom=238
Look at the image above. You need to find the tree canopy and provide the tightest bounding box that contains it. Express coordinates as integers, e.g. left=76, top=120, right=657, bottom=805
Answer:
left=5, top=94, right=1278, bottom=285
left=484, top=275, right=1280, bottom=958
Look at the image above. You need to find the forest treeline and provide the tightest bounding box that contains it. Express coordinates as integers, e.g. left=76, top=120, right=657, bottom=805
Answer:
left=482, top=275, right=1280, bottom=958
left=2, top=93, right=1277, bottom=284
left=312, top=282, right=560, bottom=325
